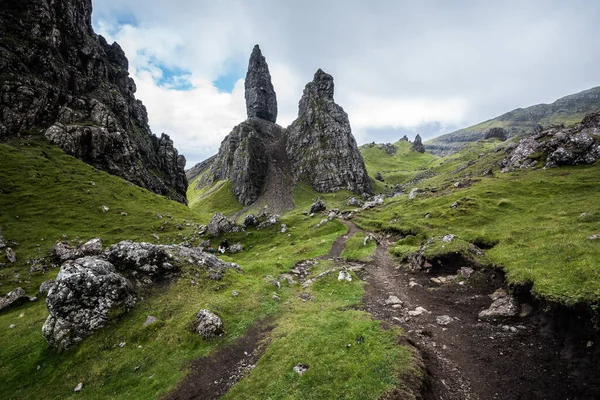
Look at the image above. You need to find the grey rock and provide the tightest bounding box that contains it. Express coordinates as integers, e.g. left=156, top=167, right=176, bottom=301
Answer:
left=337, top=269, right=352, bottom=281
left=409, top=188, right=422, bottom=200
left=245, top=45, right=277, bottom=122
left=243, top=214, right=259, bottom=227
left=408, top=306, right=429, bottom=316
left=186, top=154, right=217, bottom=183
left=39, top=280, right=56, bottom=296
left=229, top=243, right=244, bottom=254
left=375, top=172, right=385, bottom=182
left=309, top=199, right=326, bottom=214
left=257, top=214, right=279, bottom=230
left=104, top=241, right=177, bottom=279
left=207, top=213, right=240, bottom=237
left=347, top=197, right=364, bottom=207
left=385, top=295, right=402, bottom=305
left=285, top=69, right=372, bottom=195
left=42, top=257, right=136, bottom=349
left=362, top=195, right=384, bottom=210
left=479, top=289, right=519, bottom=321
left=193, top=309, right=224, bottom=339
left=458, top=267, right=474, bottom=279
left=74, top=383, right=83, bottom=393
left=411, top=134, right=425, bottom=153
left=80, top=238, right=103, bottom=256
left=143, top=315, right=157, bottom=327
left=280, top=224, right=287, bottom=233
left=0, top=227, right=6, bottom=249
left=587, top=234, right=600, bottom=240
left=5, top=247, right=16, bottom=263
left=50, top=238, right=103, bottom=263
left=436, top=315, right=454, bottom=326
left=484, top=127, right=509, bottom=141
left=441, top=234, right=457, bottom=243
left=0, top=0, right=187, bottom=203
left=0, top=287, right=30, bottom=314
left=293, top=363, right=309, bottom=375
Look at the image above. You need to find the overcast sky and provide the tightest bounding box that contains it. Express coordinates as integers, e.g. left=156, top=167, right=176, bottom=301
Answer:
left=92, top=0, right=600, bottom=166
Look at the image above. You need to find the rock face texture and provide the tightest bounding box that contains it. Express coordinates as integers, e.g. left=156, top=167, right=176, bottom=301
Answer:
left=0, top=0, right=187, bottom=203
left=285, top=69, right=372, bottom=195
left=0, top=287, right=31, bottom=314
left=42, top=257, right=137, bottom=349
left=411, top=134, right=425, bottom=153
left=245, top=45, right=278, bottom=123
left=501, top=112, right=600, bottom=171
left=210, top=119, right=271, bottom=205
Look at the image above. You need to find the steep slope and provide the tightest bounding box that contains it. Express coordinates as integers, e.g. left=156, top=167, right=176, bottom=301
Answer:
left=427, top=86, right=600, bottom=156
left=285, top=69, right=372, bottom=196
left=0, top=0, right=187, bottom=203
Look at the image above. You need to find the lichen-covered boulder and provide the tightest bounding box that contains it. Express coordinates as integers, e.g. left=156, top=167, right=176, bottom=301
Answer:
left=207, top=213, right=240, bottom=237
left=0, top=287, right=30, bottom=314
left=51, top=238, right=104, bottom=263
left=104, top=241, right=176, bottom=280
left=309, top=199, right=326, bottom=214
left=193, top=309, right=224, bottom=339
left=42, top=257, right=136, bottom=349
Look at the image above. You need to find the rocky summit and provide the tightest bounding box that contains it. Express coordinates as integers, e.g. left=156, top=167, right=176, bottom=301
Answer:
left=0, top=0, right=188, bottom=203
left=285, top=69, right=372, bottom=195
left=245, top=45, right=278, bottom=123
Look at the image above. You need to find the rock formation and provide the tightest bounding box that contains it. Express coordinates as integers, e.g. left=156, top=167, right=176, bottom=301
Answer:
left=285, top=69, right=372, bottom=195
left=0, top=0, right=187, bottom=203
left=245, top=45, right=278, bottom=122
left=501, top=112, right=600, bottom=171
left=411, top=134, right=425, bottom=153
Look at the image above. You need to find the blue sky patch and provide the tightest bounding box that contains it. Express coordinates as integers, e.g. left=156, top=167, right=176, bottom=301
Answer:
left=213, top=62, right=244, bottom=93
left=145, top=63, right=194, bottom=91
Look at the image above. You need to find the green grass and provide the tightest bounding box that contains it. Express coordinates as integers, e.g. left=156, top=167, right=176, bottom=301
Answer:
left=0, top=139, right=419, bottom=399
left=360, top=141, right=437, bottom=191
left=356, top=151, right=600, bottom=305
left=341, top=233, right=377, bottom=262
left=187, top=179, right=243, bottom=224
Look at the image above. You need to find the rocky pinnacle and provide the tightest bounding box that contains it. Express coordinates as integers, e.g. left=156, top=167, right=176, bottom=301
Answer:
left=245, top=45, right=278, bottom=123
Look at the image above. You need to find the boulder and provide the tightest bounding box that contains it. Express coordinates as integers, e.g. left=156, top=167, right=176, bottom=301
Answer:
left=243, top=214, right=259, bottom=227
left=0, top=287, right=30, bottom=314
left=362, top=195, right=384, bottom=209
left=309, top=199, right=326, bottom=214
left=257, top=214, right=278, bottom=230
left=229, top=243, right=244, bottom=254
left=411, top=134, right=425, bottom=153
left=51, top=238, right=104, bottom=263
left=478, top=289, right=519, bottom=321
left=104, top=241, right=176, bottom=280
left=193, top=309, right=224, bottom=339
left=5, top=247, right=16, bottom=263
left=207, top=213, right=239, bottom=237
left=39, top=280, right=56, bottom=296
left=347, top=197, right=364, bottom=207
left=42, top=257, right=136, bottom=349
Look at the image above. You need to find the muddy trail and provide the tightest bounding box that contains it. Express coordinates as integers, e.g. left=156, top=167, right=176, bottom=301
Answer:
left=336, top=220, right=600, bottom=400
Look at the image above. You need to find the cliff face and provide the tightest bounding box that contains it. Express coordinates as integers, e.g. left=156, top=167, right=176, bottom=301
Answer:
left=285, top=69, right=372, bottom=196
left=0, top=0, right=188, bottom=203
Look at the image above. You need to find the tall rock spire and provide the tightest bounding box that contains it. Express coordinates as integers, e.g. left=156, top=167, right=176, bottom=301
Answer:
left=245, top=45, right=278, bottom=123
left=284, top=69, right=372, bottom=196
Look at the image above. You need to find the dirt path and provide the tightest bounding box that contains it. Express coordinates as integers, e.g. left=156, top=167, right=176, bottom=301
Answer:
left=164, top=322, right=274, bottom=400
left=338, top=220, right=599, bottom=400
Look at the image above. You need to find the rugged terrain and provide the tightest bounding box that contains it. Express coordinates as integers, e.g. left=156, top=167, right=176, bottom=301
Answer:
left=427, top=86, right=600, bottom=156
left=0, top=0, right=187, bottom=203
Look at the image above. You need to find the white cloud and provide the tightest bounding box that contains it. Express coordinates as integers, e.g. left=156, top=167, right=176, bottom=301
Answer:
left=92, top=0, right=600, bottom=165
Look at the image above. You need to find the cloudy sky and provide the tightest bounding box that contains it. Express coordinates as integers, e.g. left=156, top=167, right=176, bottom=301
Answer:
left=92, top=0, right=600, bottom=167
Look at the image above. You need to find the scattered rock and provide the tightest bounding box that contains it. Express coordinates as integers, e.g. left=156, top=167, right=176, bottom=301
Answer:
left=587, top=234, right=600, bottom=240
left=232, top=290, right=239, bottom=297
left=441, top=234, right=457, bottom=243
left=347, top=197, right=364, bottom=207
left=309, top=199, right=326, bottom=214
left=385, top=295, right=402, bottom=305
left=5, top=247, right=16, bottom=263
left=9, top=324, right=16, bottom=329
left=208, top=213, right=239, bottom=236
left=375, top=172, right=385, bottom=182
left=479, top=289, right=519, bottom=321
left=338, top=269, right=352, bottom=281
left=431, top=275, right=457, bottom=285
left=42, top=257, right=136, bottom=349
left=193, top=309, right=224, bottom=339
left=280, top=224, right=287, bottom=233
left=408, top=306, right=429, bottom=316
left=0, top=227, right=6, bottom=249
left=458, top=267, right=474, bottom=279
left=74, top=382, right=83, bottom=393
left=362, top=195, right=385, bottom=209
left=409, top=188, right=422, bottom=200
left=101, top=206, right=109, bottom=213
left=436, top=315, right=454, bottom=326
left=450, top=201, right=459, bottom=209
left=143, top=316, right=158, bottom=327
left=272, top=294, right=281, bottom=301
left=257, top=214, right=279, bottom=230
left=293, top=363, right=309, bottom=376
left=229, top=243, right=244, bottom=254
left=244, top=214, right=259, bottom=227
left=119, top=342, right=126, bottom=348
left=0, top=287, right=30, bottom=314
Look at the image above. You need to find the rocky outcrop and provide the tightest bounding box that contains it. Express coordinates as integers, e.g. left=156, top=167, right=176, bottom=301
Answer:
left=210, top=119, right=271, bottom=205
left=42, top=257, right=137, bottom=349
left=501, top=112, right=600, bottom=172
left=285, top=69, right=372, bottom=195
left=0, top=288, right=31, bottom=314
left=484, top=127, right=509, bottom=141
left=51, top=238, right=103, bottom=263
left=0, top=0, right=187, bottom=203
left=245, top=45, right=277, bottom=122
left=207, top=213, right=240, bottom=237
left=411, top=134, right=425, bottom=153
left=309, top=199, right=326, bottom=214
left=186, top=155, right=216, bottom=184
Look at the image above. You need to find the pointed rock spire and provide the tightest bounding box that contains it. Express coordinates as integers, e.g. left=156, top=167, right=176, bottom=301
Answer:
left=245, top=45, right=278, bottom=123
left=411, top=134, right=425, bottom=153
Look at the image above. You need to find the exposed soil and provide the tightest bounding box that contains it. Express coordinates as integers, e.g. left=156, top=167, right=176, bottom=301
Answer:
left=164, top=321, right=274, bottom=400
left=336, top=220, right=600, bottom=400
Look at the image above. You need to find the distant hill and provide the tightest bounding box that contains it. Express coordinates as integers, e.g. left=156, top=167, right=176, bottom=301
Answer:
left=425, top=86, right=600, bottom=155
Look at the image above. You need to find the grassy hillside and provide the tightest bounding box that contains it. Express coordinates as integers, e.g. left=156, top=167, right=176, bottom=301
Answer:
left=0, top=139, right=417, bottom=399
left=356, top=139, right=600, bottom=305
left=426, top=86, right=600, bottom=155
left=360, top=140, right=437, bottom=192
